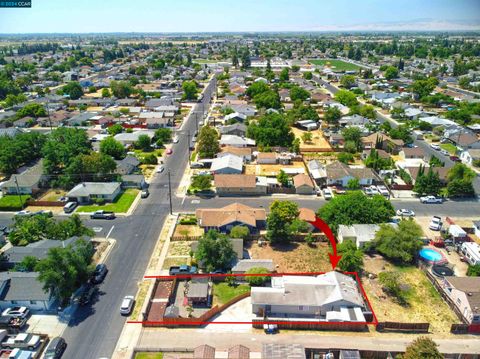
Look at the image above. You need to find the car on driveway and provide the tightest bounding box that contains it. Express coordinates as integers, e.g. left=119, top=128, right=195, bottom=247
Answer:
left=120, top=295, right=135, bottom=315
left=430, top=144, right=441, bottom=151
left=141, top=189, right=149, bottom=198
left=1, top=307, right=29, bottom=319
left=396, top=209, right=415, bottom=217
left=91, top=264, right=108, bottom=284
left=166, top=148, right=173, bottom=155
left=420, top=195, right=443, bottom=204
left=90, top=210, right=116, bottom=220
left=429, top=216, right=443, bottom=231
left=169, top=265, right=197, bottom=276
left=322, top=188, right=333, bottom=200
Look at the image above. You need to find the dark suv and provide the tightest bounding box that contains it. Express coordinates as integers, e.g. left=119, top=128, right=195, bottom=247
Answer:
left=91, top=264, right=108, bottom=284
left=44, top=337, right=67, bottom=359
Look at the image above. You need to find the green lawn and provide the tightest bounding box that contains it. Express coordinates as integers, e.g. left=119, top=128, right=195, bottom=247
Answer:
left=309, top=59, right=362, bottom=72
left=77, top=189, right=139, bottom=213
left=193, top=59, right=217, bottom=64
left=213, top=283, right=250, bottom=305
left=0, top=195, right=31, bottom=210
left=440, top=143, right=458, bottom=155
left=135, top=353, right=163, bottom=359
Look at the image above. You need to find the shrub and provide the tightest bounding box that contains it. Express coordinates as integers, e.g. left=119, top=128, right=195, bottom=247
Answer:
left=245, top=267, right=269, bottom=286
left=179, top=217, right=197, bottom=225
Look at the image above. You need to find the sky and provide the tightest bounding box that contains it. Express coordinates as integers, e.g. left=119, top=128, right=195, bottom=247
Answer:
left=0, top=0, right=479, bottom=33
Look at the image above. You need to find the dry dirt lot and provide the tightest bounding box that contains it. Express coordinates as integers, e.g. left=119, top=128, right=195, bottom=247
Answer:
left=173, top=224, right=204, bottom=238
left=247, top=241, right=332, bottom=273
left=291, top=127, right=333, bottom=152
left=362, top=255, right=457, bottom=334
left=244, top=161, right=307, bottom=177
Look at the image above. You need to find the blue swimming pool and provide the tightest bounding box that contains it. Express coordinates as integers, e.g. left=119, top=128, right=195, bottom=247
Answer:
left=419, top=248, right=443, bottom=262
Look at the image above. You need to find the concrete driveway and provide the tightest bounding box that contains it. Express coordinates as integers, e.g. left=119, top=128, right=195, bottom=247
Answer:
left=27, top=314, right=67, bottom=338
left=203, top=297, right=253, bottom=333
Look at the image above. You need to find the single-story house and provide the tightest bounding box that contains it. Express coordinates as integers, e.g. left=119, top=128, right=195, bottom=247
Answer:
left=399, top=147, right=426, bottom=160
left=339, top=114, right=368, bottom=127
left=196, top=203, right=266, bottom=233
left=231, top=259, right=275, bottom=274
left=0, top=160, right=46, bottom=195
left=1, top=236, right=88, bottom=269
left=225, top=112, right=247, bottom=123
left=460, top=149, right=480, bottom=166
left=219, top=123, right=247, bottom=137
left=251, top=272, right=366, bottom=322
left=220, top=135, right=255, bottom=148
left=114, top=130, right=155, bottom=146
left=210, top=154, right=243, bottom=175
left=121, top=174, right=146, bottom=189
left=405, top=166, right=450, bottom=185
left=214, top=175, right=267, bottom=196
left=307, top=160, right=327, bottom=186
left=293, top=174, right=315, bottom=195
left=338, top=224, right=382, bottom=248
left=361, top=132, right=404, bottom=154
left=447, top=132, right=480, bottom=150
left=0, top=272, right=55, bottom=312
left=325, top=161, right=376, bottom=187
left=256, top=152, right=277, bottom=164
left=441, top=276, right=480, bottom=324
left=218, top=147, right=252, bottom=162
left=67, top=182, right=121, bottom=204
left=115, top=155, right=141, bottom=175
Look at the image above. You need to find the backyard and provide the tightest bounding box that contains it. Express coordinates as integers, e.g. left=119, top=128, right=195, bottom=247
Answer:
left=77, top=189, right=139, bottom=213
left=309, top=59, right=362, bottom=72
left=213, top=282, right=250, bottom=306
left=291, top=127, right=333, bottom=152
left=362, top=255, right=458, bottom=334
left=247, top=241, right=331, bottom=273
left=0, top=194, right=31, bottom=210
left=244, top=161, right=307, bottom=177
left=37, top=189, right=67, bottom=201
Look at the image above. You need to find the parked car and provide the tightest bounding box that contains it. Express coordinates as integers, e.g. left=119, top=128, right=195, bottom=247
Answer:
left=91, top=264, right=108, bottom=284
left=440, top=149, right=449, bottom=156
left=430, top=144, right=441, bottom=151
left=449, top=155, right=461, bottom=162
left=420, top=195, right=443, bottom=204
left=166, top=148, right=173, bottom=155
left=377, top=185, right=390, bottom=197
left=396, top=209, right=415, bottom=217
left=322, top=188, right=333, bottom=200
left=2, top=333, right=40, bottom=350
left=13, top=210, right=31, bottom=218
left=157, top=165, right=165, bottom=173
left=90, top=210, right=116, bottom=220
left=79, top=284, right=98, bottom=305
left=191, top=136, right=197, bottom=143
left=429, top=216, right=443, bottom=231
left=63, top=201, right=78, bottom=213
left=1, top=307, right=29, bottom=319
left=364, top=187, right=374, bottom=196
left=120, top=295, right=135, bottom=315
left=141, top=189, right=149, bottom=198
left=190, top=162, right=204, bottom=169
left=44, top=337, right=67, bottom=359
left=169, top=265, right=198, bottom=276
left=32, top=209, right=53, bottom=217
left=172, top=136, right=179, bottom=144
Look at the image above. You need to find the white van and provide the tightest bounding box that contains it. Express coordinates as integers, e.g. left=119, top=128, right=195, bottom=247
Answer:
left=64, top=201, right=78, bottom=213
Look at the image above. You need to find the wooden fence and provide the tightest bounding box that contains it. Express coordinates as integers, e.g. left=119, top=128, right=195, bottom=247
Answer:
left=252, top=319, right=367, bottom=332
left=376, top=321, right=429, bottom=333
left=170, top=235, right=202, bottom=242
left=26, top=199, right=64, bottom=207
left=390, top=183, right=413, bottom=190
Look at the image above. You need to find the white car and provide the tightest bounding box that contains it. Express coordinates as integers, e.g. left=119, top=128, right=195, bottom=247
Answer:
left=364, top=187, right=374, bottom=196
left=396, top=209, right=415, bottom=217
left=156, top=165, right=165, bottom=173
left=2, top=306, right=30, bottom=318
left=322, top=188, right=333, bottom=200
left=14, top=210, right=31, bottom=217
left=120, top=295, right=135, bottom=315
left=440, top=149, right=449, bottom=156
left=172, top=136, right=179, bottom=144
left=429, top=216, right=442, bottom=231
left=430, top=144, right=441, bottom=151
left=420, top=195, right=443, bottom=204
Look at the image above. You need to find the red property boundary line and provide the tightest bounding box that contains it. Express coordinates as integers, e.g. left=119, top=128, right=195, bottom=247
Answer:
left=127, top=271, right=379, bottom=326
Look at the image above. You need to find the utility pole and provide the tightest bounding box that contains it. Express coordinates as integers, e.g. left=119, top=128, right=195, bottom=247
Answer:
left=187, top=129, right=191, bottom=165
left=13, top=176, right=23, bottom=209
left=167, top=169, right=173, bottom=215
left=45, top=101, right=52, bottom=131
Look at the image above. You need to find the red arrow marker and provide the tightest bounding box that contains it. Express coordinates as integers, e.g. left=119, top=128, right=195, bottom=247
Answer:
left=308, top=216, right=342, bottom=270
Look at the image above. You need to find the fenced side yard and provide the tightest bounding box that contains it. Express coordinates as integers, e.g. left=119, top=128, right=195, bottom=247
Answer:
left=362, top=255, right=458, bottom=334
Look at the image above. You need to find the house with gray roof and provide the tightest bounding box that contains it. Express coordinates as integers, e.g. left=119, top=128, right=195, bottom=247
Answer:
left=251, top=272, right=366, bottom=322
left=0, top=160, right=45, bottom=195
left=114, top=155, right=141, bottom=175
left=114, top=130, right=155, bottom=146
left=219, top=123, right=247, bottom=136
left=231, top=259, right=275, bottom=274
left=210, top=154, right=243, bottom=174
left=65, top=112, right=98, bottom=126
left=0, top=272, right=55, bottom=312
left=67, top=182, right=121, bottom=204
left=0, top=128, right=23, bottom=137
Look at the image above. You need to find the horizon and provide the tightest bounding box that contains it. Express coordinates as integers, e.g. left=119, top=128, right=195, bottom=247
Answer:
left=0, top=0, right=479, bottom=34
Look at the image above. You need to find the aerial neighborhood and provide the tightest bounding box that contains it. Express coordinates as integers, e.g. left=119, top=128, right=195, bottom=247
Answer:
left=0, top=23, right=480, bottom=359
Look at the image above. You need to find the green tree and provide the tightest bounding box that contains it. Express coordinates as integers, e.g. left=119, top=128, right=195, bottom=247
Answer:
left=230, top=225, right=250, bottom=240
left=411, top=78, right=438, bottom=100
left=335, top=90, right=358, bottom=107
left=36, top=239, right=95, bottom=304
left=107, top=123, right=123, bottom=136
left=16, top=103, right=47, bottom=119
left=340, top=75, right=356, bottom=89
left=374, top=220, right=423, bottom=264
left=62, top=81, right=83, bottom=100
left=303, top=71, right=313, bottom=80
left=337, top=240, right=363, bottom=272
left=402, top=337, right=442, bottom=359
left=65, top=152, right=117, bottom=184
left=100, top=137, right=125, bottom=160
left=290, top=86, right=310, bottom=102
left=247, top=113, right=294, bottom=148
left=317, top=191, right=395, bottom=233
left=342, top=127, right=362, bottom=152
left=359, top=105, right=376, bottom=120
left=279, top=68, right=289, bottom=82
left=337, top=152, right=354, bottom=164
left=324, top=106, right=342, bottom=124
left=190, top=174, right=212, bottom=191
left=253, top=89, right=281, bottom=109
left=384, top=66, right=399, bottom=80
left=266, top=201, right=300, bottom=243
left=101, top=88, right=111, bottom=98
left=194, top=230, right=236, bottom=272
left=301, top=132, right=313, bottom=143
left=413, top=166, right=441, bottom=196
left=141, top=153, right=158, bottom=165
left=14, top=255, right=39, bottom=272
left=154, top=128, right=172, bottom=145
left=197, top=125, right=220, bottom=158
left=135, top=134, right=152, bottom=151
left=346, top=177, right=360, bottom=190
left=276, top=169, right=290, bottom=187
left=110, top=80, right=133, bottom=98
left=246, top=81, right=270, bottom=98
left=182, top=80, right=198, bottom=101
left=467, top=264, right=480, bottom=277
left=245, top=267, right=269, bottom=286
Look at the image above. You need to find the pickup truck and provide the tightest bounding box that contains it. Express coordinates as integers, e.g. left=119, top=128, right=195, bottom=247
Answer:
left=90, top=210, right=116, bottom=220
left=169, top=265, right=198, bottom=276
left=420, top=196, right=443, bottom=204
left=1, top=333, right=40, bottom=350
left=429, top=216, right=443, bottom=231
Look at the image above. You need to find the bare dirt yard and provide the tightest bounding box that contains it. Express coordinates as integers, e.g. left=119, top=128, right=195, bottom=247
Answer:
left=244, top=161, right=307, bottom=177
left=291, top=127, right=333, bottom=152
left=247, top=241, right=332, bottom=273
left=362, top=255, right=458, bottom=335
